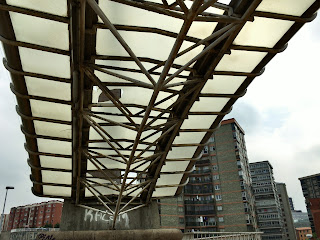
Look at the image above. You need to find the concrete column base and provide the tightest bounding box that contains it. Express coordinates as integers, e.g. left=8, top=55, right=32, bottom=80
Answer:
left=61, top=200, right=161, bottom=231
left=35, top=229, right=183, bottom=240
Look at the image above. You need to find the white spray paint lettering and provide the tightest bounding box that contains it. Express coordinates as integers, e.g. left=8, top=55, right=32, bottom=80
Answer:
left=84, top=209, right=129, bottom=227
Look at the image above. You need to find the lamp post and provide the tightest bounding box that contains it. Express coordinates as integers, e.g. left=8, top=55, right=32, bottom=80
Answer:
left=0, top=186, right=14, bottom=232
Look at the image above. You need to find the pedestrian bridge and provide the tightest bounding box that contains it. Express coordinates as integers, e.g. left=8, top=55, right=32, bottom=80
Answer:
left=0, top=0, right=318, bottom=229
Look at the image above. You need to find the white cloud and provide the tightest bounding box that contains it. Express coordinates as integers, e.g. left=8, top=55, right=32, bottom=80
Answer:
left=227, top=16, right=320, bottom=211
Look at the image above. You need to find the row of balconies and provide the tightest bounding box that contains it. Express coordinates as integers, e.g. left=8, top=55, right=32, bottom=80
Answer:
left=185, top=210, right=216, bottom=215
left=184, top=199, right=214, bottom=204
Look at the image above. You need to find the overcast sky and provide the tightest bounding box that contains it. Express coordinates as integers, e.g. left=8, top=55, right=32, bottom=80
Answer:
left=0, top=14, right=319, bottom=215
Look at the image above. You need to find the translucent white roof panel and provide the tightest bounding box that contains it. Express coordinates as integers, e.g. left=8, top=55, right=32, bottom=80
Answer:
left=181, top=115, right=217, bottom=130
left=156, top=174, right=183, bottom=186
left=39, top=156, right=72, bottom=170
left=29, top=100, right=71, bottom=121
left=256, top=0, right=315, bottom=16
left=202, top=76, right=247, bottom=94
left=98, top=0, right=183, bottom=32
left=153, top=187, right=179, bottom=197
left=233, top=17, right=294, bottom=48
left=10, top=12, right=69, bottom=50
left=41, top=170, right=72, bottom=185
left=6, top=0, right=68, bottom=17
left=37, top=139, right=72, bottom=155
left=191, top=97, right=229, bottom=112
left=215, top=50, right=268, bottom=73
left=167, top=146, right=198, bottom=159
left=33, top=121, right=71, bottom=139
left=96, top=30, right=176, bottom=61
left=25, top=77, right=71, bottom=101
left=43, top=186, right=71, bottom=197
left=18, top=47, right=71, bottom=78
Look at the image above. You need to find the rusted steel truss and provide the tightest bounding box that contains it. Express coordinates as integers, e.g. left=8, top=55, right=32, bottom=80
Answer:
left=0, top=0, right=319, bottom=229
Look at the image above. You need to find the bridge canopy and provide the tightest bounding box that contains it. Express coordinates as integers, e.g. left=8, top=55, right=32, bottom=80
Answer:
left=0, top=0, right=318, bottom=227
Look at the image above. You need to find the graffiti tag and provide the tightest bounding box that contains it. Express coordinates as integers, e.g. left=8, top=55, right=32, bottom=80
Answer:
left=36, top=233, right=55, bottom=240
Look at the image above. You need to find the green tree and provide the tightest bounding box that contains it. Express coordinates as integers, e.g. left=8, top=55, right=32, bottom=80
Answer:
left=43, top=222, right=53, bottom=228
left=54, top=223, right=60, bottom=228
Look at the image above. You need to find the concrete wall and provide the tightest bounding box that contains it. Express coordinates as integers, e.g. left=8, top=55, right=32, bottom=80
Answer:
left=60, top=200, right=160, bottom=231
left=0, top=232, right=10, bottom=240
left=158, top=197, right=185, bottom=230
left=36, top=229, right=183, bottom=240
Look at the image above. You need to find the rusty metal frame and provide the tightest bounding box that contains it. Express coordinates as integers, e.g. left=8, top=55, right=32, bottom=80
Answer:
left=0, top=0, right=319, bottom=230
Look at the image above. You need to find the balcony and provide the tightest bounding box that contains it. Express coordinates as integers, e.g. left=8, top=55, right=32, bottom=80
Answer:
left=185, top=200, right=214, bottom=205
left=185, top=210, right=215, bottom=215
left=186, top=222, right=216, bottom=227
left=185, top=189, right=213, bottom=194
left=192, top=169, right=211, bottom=175
left=189, top=179, right=213, bottom=184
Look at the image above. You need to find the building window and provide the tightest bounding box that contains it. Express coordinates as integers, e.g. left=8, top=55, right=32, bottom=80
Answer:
left=213, top=175, right=220, bottom=180
left=179, top=217, right=184, bottom=224
left=215, top=195, right=222, bottom=201
left=214, top=185, right=220, bottom=190
left=213, top=165, right=218, bottom=171
left=178, top=207, right=184, bottom=213
left=218, top=217, right=224, bottom=222
left=217, top=206, right=223, bottom=211
left=209, top=146, right=215, bottom=152
left=203, top=146, right=208, bottom=154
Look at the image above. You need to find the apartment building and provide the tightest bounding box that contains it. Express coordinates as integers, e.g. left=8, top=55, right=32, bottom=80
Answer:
left=299, top=173, right=320, bottom=238
left=7, top=200, right=63, bottom=230
left=182, top=118, right=257, bottom=232
left=276, top=183, right=296, bottom=240
left=250, top=161, right=284, bottom=240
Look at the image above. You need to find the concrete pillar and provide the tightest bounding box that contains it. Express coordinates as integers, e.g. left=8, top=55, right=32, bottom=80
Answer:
left=60, top=200, right=161, bottom=231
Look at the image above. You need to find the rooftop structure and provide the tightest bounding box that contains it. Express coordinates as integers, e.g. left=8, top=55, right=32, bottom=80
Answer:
left=0, top=0, right=319, bottom=230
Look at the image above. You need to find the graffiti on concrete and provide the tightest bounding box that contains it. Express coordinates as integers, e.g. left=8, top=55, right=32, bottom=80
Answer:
left=9, top=232, right=40, bottom=240
left=84, top=209, right=129, bottom=227
left=36, top=233, right=55, bottom=240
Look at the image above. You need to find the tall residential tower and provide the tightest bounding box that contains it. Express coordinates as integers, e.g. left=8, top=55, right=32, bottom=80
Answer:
left=250, top=161, right=285, bottom=240
left=183, top=118, right=257, bottom=232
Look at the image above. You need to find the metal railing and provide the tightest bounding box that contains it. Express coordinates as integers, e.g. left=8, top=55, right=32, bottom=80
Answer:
left=11, top=228, right=60, bottom=233
left=183, top=232, right=263, bottom=240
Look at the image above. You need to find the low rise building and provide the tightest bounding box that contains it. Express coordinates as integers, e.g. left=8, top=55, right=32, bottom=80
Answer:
left=7, top=200, right=63, bottom=230
left=0, top=214, right=10, bottom=231
left=292, top=210, right=311, bottom=228
left=296, top=227, right=312, bottom=240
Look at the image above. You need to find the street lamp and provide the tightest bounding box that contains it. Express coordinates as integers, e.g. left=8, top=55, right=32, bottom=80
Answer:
left=0, top=186, right=14, bottom=232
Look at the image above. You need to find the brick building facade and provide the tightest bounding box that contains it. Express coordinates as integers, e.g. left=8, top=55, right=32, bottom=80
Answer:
left=299, top=173, right=320, bottom=238
left=7, top=200, right=63, bottom=230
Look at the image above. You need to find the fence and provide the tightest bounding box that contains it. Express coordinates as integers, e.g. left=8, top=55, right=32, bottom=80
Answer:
left=183, top=232, right=263, bottom=240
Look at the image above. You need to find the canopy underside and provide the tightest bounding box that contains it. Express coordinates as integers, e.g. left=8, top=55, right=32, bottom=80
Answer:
left=0, top=0, right=318, bottom=228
